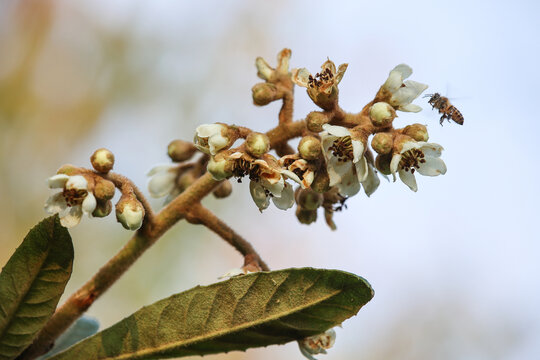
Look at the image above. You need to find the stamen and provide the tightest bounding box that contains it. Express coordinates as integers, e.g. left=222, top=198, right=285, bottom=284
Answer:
left=329, top=136, right=354, bottom=162
left=63, top=188, right=88, bottom=207
left=398, top=149, right=425, bottom=172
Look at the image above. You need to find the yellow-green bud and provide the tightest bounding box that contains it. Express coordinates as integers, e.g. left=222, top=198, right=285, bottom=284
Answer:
left=375, top=154, right=392, bottom=175
left=371, top=133, right=394, bottom=155
left=296, top=188, right=323, bottom=211
left=90, top=148, right=115, bottom=173
left=213, top=179, right=233, bottom=199
left=207, top=156, right=232, bottom=181
left=93, top=178, right=116, bottom=201
left=252, top=83, right=279, bottom=106
left=167, top=139, right=197, bottom=162
left=403, top=124, right=429, bottom=142
left=115, top=196, right=145, bottom=231
left=369, top=102, right=397, bottom=127
left=306, top=111, right=329, bottom=133
left=245, top=132, right=270, bottom=158
left=296, top=207, right=318, bottom=225
left=92, top=200, right=112, bottom=218
left=298, top=136, right=322, bottom=160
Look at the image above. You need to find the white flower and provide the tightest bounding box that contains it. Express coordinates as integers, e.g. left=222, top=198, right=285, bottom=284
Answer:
left=193, top=124, right=229, bottom=155
left=383, top=64, right=428, bottom=112
left=320, top=124, right=368, bottom=196
left=292, top=59, right=347, bottom=95
left=249, top=178, right=295, bottom=212
left=147, top=164, right=178, bottom=198
left=298, top=328, right=336, bottom=360
left=44, top=174, right=97, bottom=228
left=390, top=141, right=447, bottom=192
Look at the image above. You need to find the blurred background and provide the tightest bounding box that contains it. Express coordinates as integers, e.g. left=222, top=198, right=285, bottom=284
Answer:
left=1, top=0, right=539, bottom=359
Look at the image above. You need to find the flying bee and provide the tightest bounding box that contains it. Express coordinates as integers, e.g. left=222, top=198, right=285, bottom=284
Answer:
left=424, top=93, right=464, bottom=126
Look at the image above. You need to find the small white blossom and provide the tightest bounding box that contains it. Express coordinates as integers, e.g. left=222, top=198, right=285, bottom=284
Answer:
left=383, top=64, right=428, bottom=112
left=147, top=164, right=178, bottom=199
left=298, top=328, right=336, bottom=360
left=44, top=174, right=97, bottom=228
left=194, top=124, right=229, bottom=155
left=320, top=124, right=368, bottom=196
left=390, top=141, right=447, bottom=192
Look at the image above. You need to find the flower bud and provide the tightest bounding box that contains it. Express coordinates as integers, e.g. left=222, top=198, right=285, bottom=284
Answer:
left=213, top=179, right=233, bottom=199
left=207, top=156, right=232, bottom=181
left=92, top=200, right=112, bottom=218
left=167, top=139, right=197, bottom=162
left=310, top=169, right=330, bottom=193
left=194, top=124, right=230, bottom=155
left=93, top=178, right=116, bottom=201
left=306, top=111, right=329, bottom=133
left=245, top=132, right=270, bottom=158
left=116, top=196, right=145, bottom=231
left=177, top=171, right=197, bottom=192
left=298, top=136, right=322, bottom=160
left=296, top=188, right=323, bottom=211
left=375, top=154, right=392, bottom=175
left=369, top=102, right=397, bottom=127
left=296, top=207, right=317, bottom=225
left=371, top=133, right=393, bottom=155
left=252, top=83, right=279, bottom=106
left=56, top=164, right=79, bottom=176
left=90, top=148, right=115, bottom=173
left=403, top=123, right=429, bottom=142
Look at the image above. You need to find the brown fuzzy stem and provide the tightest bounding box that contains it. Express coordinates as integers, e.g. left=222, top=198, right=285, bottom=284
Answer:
left=187, top=204, right=270, bottom=271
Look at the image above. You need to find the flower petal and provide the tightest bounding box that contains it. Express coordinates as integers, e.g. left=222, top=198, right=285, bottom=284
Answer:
left=208, top=133, right=229, bottom=155
left=421, top=143, right=444, bottom=157
left=390, top=154, right=402, bottom=174
left=147, top=164, right=177, bottom=177
left=399, top=170, right=418, bottom=192
left=256, top=57, right=274, bottom=80
left=335, top=63, right=348, bottom=85
left=47, top=174, right=69, bottom=189
left=44, top=192, right=67, bottom=214
left=292, top=68, right=311, bottom=88
left=337, top=167, right=360, bottom=196
left=281, top=169, right=303, bottom=186
left=276, top=49, right=291, bottom=74
left=81, top=192, right=97, bottom=215
left=249, top=180, right=270, bottom=212
left=60, top=206, right=83, bottom=228
left=355, top=156, right=368, bottom=182
left=322, top=124, right=350, bottom=138
left=272, top=182, right=295, bottom=210
left=65, top=175, right=88, bottom=191
left=148, top=170, right=177, bottom=198
left=417, top=157, right=447, bottom=176
left=362, top=164, right=380, bottom=197
left=352, top=140, right=364, bottom=163
left=196, top=124, right=226, bottom=138
left=400, top=103, right=423, bottom=112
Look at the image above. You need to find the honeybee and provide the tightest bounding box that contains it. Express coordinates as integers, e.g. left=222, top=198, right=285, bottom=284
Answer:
left=424, top=93, right=464, bottom=126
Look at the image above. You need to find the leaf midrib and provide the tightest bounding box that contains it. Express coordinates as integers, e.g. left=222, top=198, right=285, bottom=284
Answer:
left=97, top=277, right=353, bottom=360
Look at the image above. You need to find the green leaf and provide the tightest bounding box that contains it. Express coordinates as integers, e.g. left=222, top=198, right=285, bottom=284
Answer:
left=50, top=268, right=373, bottom=360
left=0, top=216, right=74, bottom=360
